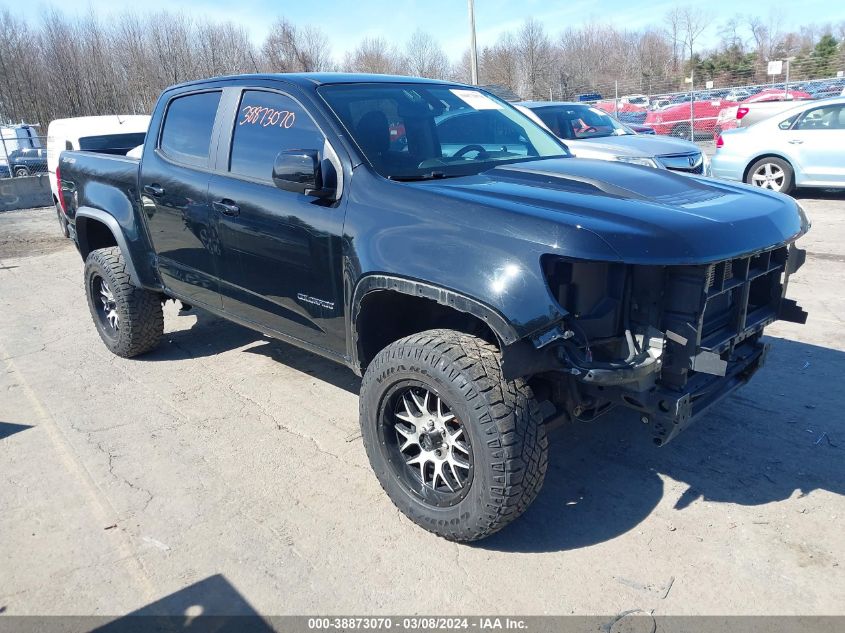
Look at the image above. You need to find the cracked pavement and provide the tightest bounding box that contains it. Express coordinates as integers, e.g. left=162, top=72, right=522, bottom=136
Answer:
left=0, top=202, right=843, bottom=616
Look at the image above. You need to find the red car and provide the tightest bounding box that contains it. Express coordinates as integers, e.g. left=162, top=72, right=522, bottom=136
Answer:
left=645, top=98, right=737, bottom=138
left=594, top=100, right=647, bottom=117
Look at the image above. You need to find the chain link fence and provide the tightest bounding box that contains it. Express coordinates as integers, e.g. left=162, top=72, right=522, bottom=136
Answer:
left=0, top=126, right=47, bottom=179
left=584, top=74, right=844, bottom=143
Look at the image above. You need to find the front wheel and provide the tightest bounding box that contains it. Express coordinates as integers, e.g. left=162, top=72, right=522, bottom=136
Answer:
left=359, top=329, right=548, bottom=541
left=746, top=157, right=795, bottom=194
left=84, top=247, right=163, bottom=357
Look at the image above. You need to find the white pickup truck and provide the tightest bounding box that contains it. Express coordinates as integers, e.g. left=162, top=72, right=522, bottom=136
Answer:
left=47, top=115, right=150, bottom=236
left=715, top=92, right=814, bottom=137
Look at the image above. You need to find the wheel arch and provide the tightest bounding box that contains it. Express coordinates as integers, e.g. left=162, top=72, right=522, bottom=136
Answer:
left=75, top=207, right=141, bottom=286
left=349, top=274, right=520, bottom=374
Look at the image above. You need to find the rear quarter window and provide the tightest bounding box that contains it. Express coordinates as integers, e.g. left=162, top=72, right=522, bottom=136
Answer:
left=160, top=91, right=221, bottom=167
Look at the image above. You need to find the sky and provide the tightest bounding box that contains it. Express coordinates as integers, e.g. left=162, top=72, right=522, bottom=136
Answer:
left=8, top=0, right=845, bottom=61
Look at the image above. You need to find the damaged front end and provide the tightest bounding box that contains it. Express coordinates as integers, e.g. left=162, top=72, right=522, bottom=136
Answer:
left=509, top=245, right=807, bottom=446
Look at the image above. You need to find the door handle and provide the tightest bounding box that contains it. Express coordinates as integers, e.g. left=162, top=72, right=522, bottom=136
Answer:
left=143, top=184, right=164, bottom=197
left=788, top=139, right=804, bottom=145
left=213, top=199, right=240, bottom=217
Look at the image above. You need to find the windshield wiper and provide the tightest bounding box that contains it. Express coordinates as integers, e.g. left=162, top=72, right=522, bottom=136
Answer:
left=389, top=171, right=453, bottom=182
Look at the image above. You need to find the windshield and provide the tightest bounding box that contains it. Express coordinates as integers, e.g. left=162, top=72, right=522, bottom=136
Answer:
left=531, top=104, right=633, bottom=140
left=318, top=83, right=568, bottom=180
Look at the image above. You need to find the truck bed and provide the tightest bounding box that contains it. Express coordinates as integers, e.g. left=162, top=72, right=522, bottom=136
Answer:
left=59, top=151, right=140, bottom=226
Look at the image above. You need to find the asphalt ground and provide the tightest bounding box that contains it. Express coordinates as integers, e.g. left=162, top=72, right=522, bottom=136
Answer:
left=0, top=194, right=843, bottom=617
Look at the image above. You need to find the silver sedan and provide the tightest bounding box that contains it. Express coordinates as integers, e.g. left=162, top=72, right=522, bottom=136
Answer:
left=711, top=97, right=845, bottom=194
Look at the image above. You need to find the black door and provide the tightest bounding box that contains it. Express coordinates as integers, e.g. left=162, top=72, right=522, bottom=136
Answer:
left=208, top=88, right=346, bottom=355
left=140, top=90, right=223, bottom=309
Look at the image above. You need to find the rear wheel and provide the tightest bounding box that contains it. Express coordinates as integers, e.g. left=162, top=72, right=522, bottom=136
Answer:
left=671, top=123, right=691, bottom=140
left=55, top=201, right=69, bottom=238
left=14, top=166, right=29, bottom=177
left=746, top=157, right=794, bottom=194
left=359, top=329, right=548, bottom=541
left=84, top=247, right=163, bottom=357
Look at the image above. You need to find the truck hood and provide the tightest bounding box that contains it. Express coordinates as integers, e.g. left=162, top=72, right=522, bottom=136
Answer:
left=410, top=157, right=807, bottom=265
left=567, top=134, right=699, bottom=159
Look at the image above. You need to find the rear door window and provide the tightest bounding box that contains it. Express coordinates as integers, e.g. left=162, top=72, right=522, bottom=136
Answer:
left=229, top=90, right=324, bottom=183
left=160, top=91, right=221, bottom=167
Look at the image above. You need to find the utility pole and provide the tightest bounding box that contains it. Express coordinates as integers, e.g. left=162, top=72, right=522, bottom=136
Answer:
left=690, top=65, right=695, bottom=142
left=785, top=57, right=795, bottom=94
left=467, top=0, right=479, bottom=85
left=614, top=81, right=618, bottom=117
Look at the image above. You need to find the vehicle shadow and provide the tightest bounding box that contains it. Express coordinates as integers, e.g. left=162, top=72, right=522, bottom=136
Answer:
left=91, top=573, right=273, bottom=631
left=794, top=188, right=845, bottom=200
left=145, top=309, right=262, bottom=361
left=477, top=336, right=845, bottom=553
left=0, top=421, right=32, bottom=440
left=144, top=308, right=361, bottom=395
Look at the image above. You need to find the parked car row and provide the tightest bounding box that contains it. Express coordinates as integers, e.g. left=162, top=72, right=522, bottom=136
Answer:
left=590, top=77, right=845, bottom=140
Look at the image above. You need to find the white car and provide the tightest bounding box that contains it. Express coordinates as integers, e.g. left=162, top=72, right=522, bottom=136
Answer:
left=47, top=115, right=150, bottom=234
left=711, top=97, right=845, bottom=194
left=620, top=94, right=650, bottom=107
left=724, top=88, right=752, bottom=102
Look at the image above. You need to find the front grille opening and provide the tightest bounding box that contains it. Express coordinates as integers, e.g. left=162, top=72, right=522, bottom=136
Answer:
left=702, top=289, right=735, bottom=338
left=748, top=270, right=779, bottom=314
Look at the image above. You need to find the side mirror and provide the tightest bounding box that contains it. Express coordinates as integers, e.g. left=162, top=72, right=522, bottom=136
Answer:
left=272, top=150, right=335, bottom=199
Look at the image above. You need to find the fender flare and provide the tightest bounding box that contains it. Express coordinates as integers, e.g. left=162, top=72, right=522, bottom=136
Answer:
left=75, top=207, right=142, bottom=286
left=348, top=274, right=520, bottom=369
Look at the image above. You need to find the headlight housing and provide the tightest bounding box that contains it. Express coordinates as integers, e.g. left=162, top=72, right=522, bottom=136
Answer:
left=615, top=156, right=659, bottom=169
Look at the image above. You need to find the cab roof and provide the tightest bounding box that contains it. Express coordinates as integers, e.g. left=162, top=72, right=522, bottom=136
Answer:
left=169, top=73, right=462, bottom=92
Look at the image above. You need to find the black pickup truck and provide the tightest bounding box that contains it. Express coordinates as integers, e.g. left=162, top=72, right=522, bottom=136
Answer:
left=59, top=73, right=808, bottom=541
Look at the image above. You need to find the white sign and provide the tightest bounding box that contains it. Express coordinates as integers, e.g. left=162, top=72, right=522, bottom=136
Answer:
left=449, top=89, right=502, bottom=110
left=705, top=80, right=714, bottom=89
left=684, top=76, right=693, bottom=84
left=838, top=71, right=844, bottom=78
left=768, top=60, right=783, bottom=75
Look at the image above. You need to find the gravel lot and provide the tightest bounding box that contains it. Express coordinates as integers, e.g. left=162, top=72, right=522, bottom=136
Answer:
left=1, top=194, right=843, bottom=617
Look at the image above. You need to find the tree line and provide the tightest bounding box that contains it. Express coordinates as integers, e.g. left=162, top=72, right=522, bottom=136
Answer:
left=1, top=7, right=843, bottom=130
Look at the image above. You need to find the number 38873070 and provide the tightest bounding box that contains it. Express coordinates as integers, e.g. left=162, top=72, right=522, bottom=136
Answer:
left=239, top=105, right=296, bottom=129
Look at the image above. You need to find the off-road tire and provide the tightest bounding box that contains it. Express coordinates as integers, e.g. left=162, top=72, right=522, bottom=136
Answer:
left=360, top=329, right=548, bottom=541
left=84, top=246, right=163, bottom=357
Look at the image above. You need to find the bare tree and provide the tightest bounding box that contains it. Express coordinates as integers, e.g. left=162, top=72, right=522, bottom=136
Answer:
left=343, top=37, right=407, bottom=75
left=479, top=33, right=520, bottom=94
left=678, top=6, right=710, bottom=66
left=261, top=19, right=331, bottom=72
left=516, top=19, right=553, bottom=99
left=664, top=7, right=683, bottom=72
left=404, top=30, right=449, bottom=79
